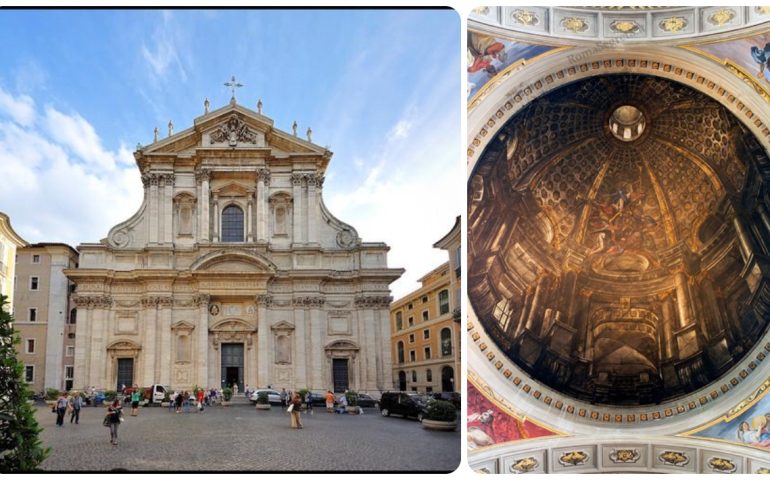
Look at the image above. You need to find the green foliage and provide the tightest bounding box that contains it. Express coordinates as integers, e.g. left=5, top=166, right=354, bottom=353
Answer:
left=345, top=390, right=358, bottom=406
left=104, top=390, right=117, bottom=402
left=0, top=294, right=50, bottom=471
left=222, top=387, right=233, bottom=401
left=425, top=399, right=457, bottom=422
left=298, top=388, right=309, bottom=399
left=162, top=391, right=170, bottom=402
left=44, top=388, right=60, bottom=401
left=256, top=391, right=269, bottom=404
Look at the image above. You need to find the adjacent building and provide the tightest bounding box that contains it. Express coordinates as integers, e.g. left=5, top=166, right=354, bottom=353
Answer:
left=13, top=243, right=79, bottom=393
left=0, top=211, right=28, bottom=312
left=390, top=219, right=461, bottom=394
left=64, top=97, right=403, bottom=395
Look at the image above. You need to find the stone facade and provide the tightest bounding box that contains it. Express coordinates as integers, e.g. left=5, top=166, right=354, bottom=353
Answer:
left=0, top=211, right=27, bottom=312
left=65, top=99, right=403, bottom=395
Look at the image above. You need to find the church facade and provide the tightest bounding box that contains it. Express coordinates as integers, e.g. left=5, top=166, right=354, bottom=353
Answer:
left=66, top=97, right=403, bottom=395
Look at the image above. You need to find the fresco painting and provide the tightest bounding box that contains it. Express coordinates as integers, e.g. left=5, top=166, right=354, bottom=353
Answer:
left=467, top=31, right=555, bottom=100
left=467, top=382, right=558, bottom=449
left=689, top=32, right=770, bottom=86
left=690, top=386, right=770, bottom=451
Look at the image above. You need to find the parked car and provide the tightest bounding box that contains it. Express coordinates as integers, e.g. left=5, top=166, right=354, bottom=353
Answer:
left=432, top=392, right=461, bottom=409
left=307, top=392, right=328, bottom=406
left=379, top=392, right=429, bottom=422
left=356, top=393, right=378, bottom=409
left=249, top=389, right=282, bottom=405
left=91, top=390, right=106, bottom=406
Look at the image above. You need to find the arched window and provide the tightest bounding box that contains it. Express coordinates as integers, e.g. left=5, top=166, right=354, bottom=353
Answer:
left=441, top=327, right=452, bottom=356
left=426, top=368, right=432, bottom=382
left=397, top=341, right=405, bottom=364
left=221, top=205, right=244, bottom=242
left=395, top=312, right=403, bottom=330
left=69, top=308, right=77, bottom=325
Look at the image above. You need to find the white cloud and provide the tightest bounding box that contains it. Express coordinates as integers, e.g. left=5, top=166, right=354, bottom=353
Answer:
left=0, top=89, right=35, bottom=126
left=0, top=87, right=142, bottom=248
left=388, top=118, right=413, bottom=142
left=141, top=11, right=188, bottom=83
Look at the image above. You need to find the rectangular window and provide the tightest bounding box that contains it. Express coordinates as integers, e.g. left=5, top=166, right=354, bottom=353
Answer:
left=409, top=350, right=416, bottom=362
left=28, top=308, right=36, bottom=322
left=408, top=333, right=415, bottom=343
left=26, top=338, right=35, bottom=354
left=395, top=311, right=403, bottom=331
left=438, top=289, right=449, bottom=315
left=25, top=365, right=34, bottom=383
left=426, top=386, right=433, bottom=393
left=424, top=347, right=431, bottom=360
left=67, top=333, right=76, bottom=339
left=422, top=310, right=429, bottom=322
left=30, top=276, right=39, bottom=290
left=421, top=295, right=428, bottom=303
left=66, top=346, right=75, bottom=357
left=407, top=303, right=413, bottom=310
left=423, top=329, right=430, bottom=340
left=65, top=365, right=74, bottom=379
left=32, top=254, right=40, bottom=264
left=408, top=317, right=414, bottom=327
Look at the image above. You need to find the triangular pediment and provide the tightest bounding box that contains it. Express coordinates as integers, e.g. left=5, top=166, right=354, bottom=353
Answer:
left=171, top=320, right=196, bottom=331
left=190, top=249, right=277, bottom=274
left=270, top=320, right=295, bottom=331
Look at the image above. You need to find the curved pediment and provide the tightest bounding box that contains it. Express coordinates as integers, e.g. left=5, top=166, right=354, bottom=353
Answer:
left=325, top=339, right=360, bottom=351
left=270, top=320, right=295, bottom=332
left=106, top=339, right=141, bottom=351
left=190, top=249, right=277, bottom=274
left=210, top=318, right=255, bottom=332
left=171, top=320, right=196, bottom=331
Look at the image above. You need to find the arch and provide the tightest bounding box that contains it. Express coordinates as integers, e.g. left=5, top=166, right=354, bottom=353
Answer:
left=440, top=327, right=452, bottom=357
left=210, top=318, right=255, bottom=332
left=441, top=366, right=454, bottom=392
left=324, top=339, right=360, bottom=352
left=106, top=339, right=141, bottom=352
left=221, top=204, right=244, bottom=242
left=190, top=249, right=277, bottom=273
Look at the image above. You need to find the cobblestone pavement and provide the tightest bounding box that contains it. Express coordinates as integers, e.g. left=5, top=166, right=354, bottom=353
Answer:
left=35, top=403, right=460, bottom=471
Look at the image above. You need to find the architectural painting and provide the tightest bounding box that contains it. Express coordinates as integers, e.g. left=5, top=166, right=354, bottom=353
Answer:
left=687, top=31, right=770, bottom=87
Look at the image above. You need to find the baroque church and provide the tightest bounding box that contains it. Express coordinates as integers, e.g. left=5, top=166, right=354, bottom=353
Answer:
left=65, top=95, right=402, bottom=395
left=468, top=6, right=770, bottom=474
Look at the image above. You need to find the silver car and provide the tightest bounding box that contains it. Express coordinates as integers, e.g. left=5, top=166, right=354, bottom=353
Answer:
left=250, top=389, right=282, bottom=404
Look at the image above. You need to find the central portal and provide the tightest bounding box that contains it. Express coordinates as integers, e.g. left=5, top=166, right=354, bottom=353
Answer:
left=221, top=343, right=244, bottom=392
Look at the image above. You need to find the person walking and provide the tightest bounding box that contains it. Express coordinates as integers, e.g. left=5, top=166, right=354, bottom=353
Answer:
left=175, top=390, right=183, bottom=413
left=280, top=388, right=288, bottom=408
left=55, top=392, right=69, bottom=427
left=107, top=399, right=123, bottom=446
left=69, top=392, right=83, bottom=424
left=130, top=385, right=141, bottom=416
left=196, top=389, right=205, bottom=413
left=169, top=391, right=177, bottom=412
left=289, top=391, right=303, bottom=429
left=305, top=390, right=313, bottom=415
left=325, top=390, right=335, bottom=413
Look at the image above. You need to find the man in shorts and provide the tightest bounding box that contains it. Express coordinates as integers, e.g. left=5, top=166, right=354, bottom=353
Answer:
left=131, top=385, right=142, bottom=416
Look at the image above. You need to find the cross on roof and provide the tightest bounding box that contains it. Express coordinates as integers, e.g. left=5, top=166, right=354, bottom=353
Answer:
left=224, top=75, right=243, bottom=101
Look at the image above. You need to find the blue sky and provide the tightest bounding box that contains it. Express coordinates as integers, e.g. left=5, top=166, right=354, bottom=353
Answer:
left=0, top=9, right=461, bottom=298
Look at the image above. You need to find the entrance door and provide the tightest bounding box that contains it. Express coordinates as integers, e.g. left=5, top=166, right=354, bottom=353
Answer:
left=332, top=358, right=349, bottom=393
left=221, top=343, right=244, bottom=392
left=441, top=366, right=454, bottom=392
left=117, top=358, right=133, bottom=391
left=398, top=371, right=407, bottom=391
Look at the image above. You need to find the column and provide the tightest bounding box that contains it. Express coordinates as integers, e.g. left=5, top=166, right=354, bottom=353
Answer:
left=256, top=295, right=270, bottom=387
left=512, top=289, right=532, bottom=338
left=149, top=174, right=159, bottom=243
left=212, top=195, right=220, bottom=242
left=73, top=299, right=90, bottom=389
left=292, top=173, right=304, bottom=244
left=733, top=216, right=756, bottom=263
left=293, top=306, right=308, bottom=389
left=89, top=301, right=110, bottom=388
left=198, top=169, right=210, bottom=242
left=756, top=203, right=770, bottom=253
left=309, top=306, right=325, bottom=389
left=378, top=302, right=394, bottom=391
left=196, top=295, right=210, bottom=387
left=163, top=174, right=174, bottom=244
left=246, top=198, right=254, bottom=242
left=660, top=295, right=676, bottom=360
left=360, top=306, right=378, bottom=392
left=674, top=271, right=691, bottom=328
left=307, top=174, right=318, bottom=244
left=524, top=274, right=549, bottom=333
left=256, top=169, right=269, bottom=242
left=159, top=303, right=172, bottom=386
left=143, top=298, right=157, bottom=385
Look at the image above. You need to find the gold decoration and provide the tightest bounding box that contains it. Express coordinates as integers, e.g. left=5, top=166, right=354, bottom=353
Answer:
left=708, top=8, right=736, bottom=26
left=559, top=451, right=589, bottom=467
left=757, top=468, right=770, bottom=474
left=610, top=20, right=640, bottom=34
left=708, top=457, right=737, bottom=473
left=725, top=60, right=770, bottom=106
left=561, top=16, right=589, bottom=33
left=472, top=6, right=490, bottom=16
left=659, top=451, right=689, bottom=467
left=755, top=6, right=770, bottom=15
left=511, top=9, right=539, bottom=26
left=609, top=449, right=640, bottom=464
left=511, top=457, right=539, bottom=473
left=659, top=16, right=687, bottom=32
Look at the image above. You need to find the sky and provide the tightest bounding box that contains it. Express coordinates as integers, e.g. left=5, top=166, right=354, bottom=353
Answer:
left=0, top=9, right=461, bottom=299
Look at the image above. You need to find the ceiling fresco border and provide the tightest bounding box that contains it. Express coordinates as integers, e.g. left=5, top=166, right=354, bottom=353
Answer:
left=469, top=7, right=770, bottom=44
left=467, top=49, right=770, bottom=169
left=469, top=313, right=770, bottom=433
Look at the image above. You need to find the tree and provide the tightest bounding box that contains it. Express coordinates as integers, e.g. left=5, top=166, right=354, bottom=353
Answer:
left=0, top=294, right=49, bottom=471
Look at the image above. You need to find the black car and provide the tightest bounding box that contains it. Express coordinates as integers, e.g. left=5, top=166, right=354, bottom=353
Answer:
left=432, top=392, right=461, bottom=409
left=379, top=392, right=429, bottom=422
left=356, top=393, right=378, bottom=409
